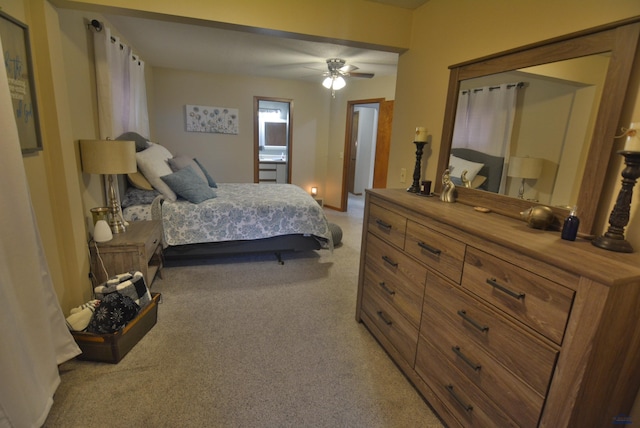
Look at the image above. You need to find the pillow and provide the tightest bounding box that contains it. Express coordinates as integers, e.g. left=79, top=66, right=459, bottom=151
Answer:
left=116, top=131, right=150, bottom=152
left=121, top=187, right=160, bottom=208
left=160, top=165, right=217, bottom=204
left=449, top=155, right=484, bottom=182
left=127, top=170, right=153, bottom=191
left=168, top=155, right=208, bottom=184
left=194, top=158, right=218, bottom=188
left=136, top=143, right=177, bottom=201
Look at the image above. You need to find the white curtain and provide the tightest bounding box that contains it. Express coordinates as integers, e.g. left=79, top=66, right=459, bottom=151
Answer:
left=0, top=37, right=80, bottom=428
left=451, top=83, right=520, bottom=192
left=93, top=26, right=149, bottom=139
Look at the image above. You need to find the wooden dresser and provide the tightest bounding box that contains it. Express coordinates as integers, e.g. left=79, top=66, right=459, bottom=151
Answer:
left=356, top=188, right=640, bottom=427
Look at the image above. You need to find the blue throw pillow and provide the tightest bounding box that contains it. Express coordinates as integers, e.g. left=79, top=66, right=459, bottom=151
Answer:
left=194, top=158, right=218, bottom=188
left=160, top=165, right=217, bottom=203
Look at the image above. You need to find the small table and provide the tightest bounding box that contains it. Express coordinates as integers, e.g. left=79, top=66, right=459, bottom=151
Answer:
left=89, top=220, right=163, bottom=287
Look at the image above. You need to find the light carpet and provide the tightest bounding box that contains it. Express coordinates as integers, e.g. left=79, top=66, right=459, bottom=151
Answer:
left=44, top=195, right=443, bottom=427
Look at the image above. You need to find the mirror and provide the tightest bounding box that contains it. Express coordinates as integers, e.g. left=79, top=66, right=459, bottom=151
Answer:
left=253, top=97, right=293, bottom=183
left=436, top=18, right=640, bottom=235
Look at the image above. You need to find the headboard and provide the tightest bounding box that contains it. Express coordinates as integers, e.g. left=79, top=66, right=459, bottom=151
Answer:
left=451, top=148, right=504, bottom=193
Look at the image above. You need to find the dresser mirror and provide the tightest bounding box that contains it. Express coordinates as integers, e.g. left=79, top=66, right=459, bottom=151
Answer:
left=435, top=18, right=640, bottom=235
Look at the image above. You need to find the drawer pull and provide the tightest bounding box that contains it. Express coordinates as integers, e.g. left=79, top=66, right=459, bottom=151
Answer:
left=375, top=219, right=392, bottom=230
left=377, top=310, right=393, bottom=326
left=457, top=310, right=489, bottom=332
left=417, top=241, right=441, bottom=255
left=486, top=278, right=525, bottom=300
left=446, top=384, right=473, bottom=412
left=152, top=238, right=158, bottom=245
left=452, top=346, right=482, bottom=371
left=382, top=255, right=398, bottom=268
left=378, top=281, right=396, bottom=296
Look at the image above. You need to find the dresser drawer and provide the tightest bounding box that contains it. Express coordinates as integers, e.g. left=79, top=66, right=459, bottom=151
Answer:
left=423, top=274, right=558, bottom=396
left=405, top=220, right=465, bottom=283
left=462, top=247, right=574, bottom=345
left=364, top=233, right=427, bottom=328
left=368, top=202, right=407, bottom=249
left=419, top=290, right=544, bottom=426
left=416, top=338, right=519, bottom=427
left=362, top=284, right=419, bottom=365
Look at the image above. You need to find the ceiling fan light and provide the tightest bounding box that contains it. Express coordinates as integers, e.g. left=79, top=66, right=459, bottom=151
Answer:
left=333, top=76, right=346, bottom=90
left=322, top=77, right=333, bottom=89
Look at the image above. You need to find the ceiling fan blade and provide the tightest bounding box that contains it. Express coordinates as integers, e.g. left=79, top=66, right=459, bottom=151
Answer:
left=348, top=72, right=375, bottom=79
left=339, top=64, right=359, bottom=73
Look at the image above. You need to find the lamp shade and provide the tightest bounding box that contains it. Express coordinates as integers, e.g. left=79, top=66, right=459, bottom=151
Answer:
left=508, top=156, right=542, bottom=179
left=80, top=139, right=137, bottom=174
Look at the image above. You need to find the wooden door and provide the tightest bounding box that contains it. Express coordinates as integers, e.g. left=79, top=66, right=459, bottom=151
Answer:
left=372, top=100, right=393, bottom=188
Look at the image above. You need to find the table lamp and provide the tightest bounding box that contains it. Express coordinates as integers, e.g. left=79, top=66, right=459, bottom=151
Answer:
left=507, top=156, right=542, bottom=199
left=80, top=139, right=136, bottom=233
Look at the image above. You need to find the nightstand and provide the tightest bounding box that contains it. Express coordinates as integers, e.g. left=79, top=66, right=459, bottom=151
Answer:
left=89, top=220, right=163, bottom=288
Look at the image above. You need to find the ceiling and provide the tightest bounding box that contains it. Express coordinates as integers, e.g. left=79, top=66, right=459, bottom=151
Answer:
left=101, top=0, right=429, bottom=84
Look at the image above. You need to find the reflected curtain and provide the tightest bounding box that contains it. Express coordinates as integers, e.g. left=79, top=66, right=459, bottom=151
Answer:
left=0, top=37, right=80, bottom=427
left=92, top=25, right=149, bottom=139
left=452, top=84, right=520, bottom=193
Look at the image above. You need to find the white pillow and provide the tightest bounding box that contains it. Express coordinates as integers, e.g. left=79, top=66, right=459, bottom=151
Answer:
left=136, top=143, right=177, bottom=201
left=449, top=155, right=485, bottom=182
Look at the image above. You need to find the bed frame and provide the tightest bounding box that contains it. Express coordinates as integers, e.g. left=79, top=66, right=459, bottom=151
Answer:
left=162, top=234, right=322, bottom=265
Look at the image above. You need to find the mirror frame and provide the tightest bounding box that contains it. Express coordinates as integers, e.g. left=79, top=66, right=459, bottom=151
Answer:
left=435, top=17, right=640, bottom=236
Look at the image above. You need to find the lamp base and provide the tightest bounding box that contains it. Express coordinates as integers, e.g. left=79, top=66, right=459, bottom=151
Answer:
left=592, top=234, right=633, bottom=253
left=592, top=151, right=640, bottom=253
left=107, top=174, right=126, bottom=234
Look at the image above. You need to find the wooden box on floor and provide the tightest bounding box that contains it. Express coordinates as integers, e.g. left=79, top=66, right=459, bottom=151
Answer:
left=71, top=293, right=161, bottom=363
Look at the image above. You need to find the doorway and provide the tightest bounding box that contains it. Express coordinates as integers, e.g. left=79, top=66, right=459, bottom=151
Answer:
left=253, top=97, right=293, bottom=183
left=341, top=98, right=393, bottom=211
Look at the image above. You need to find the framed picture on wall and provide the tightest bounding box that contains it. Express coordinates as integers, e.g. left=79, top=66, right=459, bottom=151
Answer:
left=0, top=11, right=42, bottom=153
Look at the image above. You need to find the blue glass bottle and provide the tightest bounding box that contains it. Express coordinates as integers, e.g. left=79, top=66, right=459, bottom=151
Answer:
left=561, top=206, right=580, bottom=241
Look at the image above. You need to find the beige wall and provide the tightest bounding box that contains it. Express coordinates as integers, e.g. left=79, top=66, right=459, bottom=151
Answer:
left=52, top=0, right=412, bottom=52
left=390, top=0, right=640, bottom=248
left=152, top=68, right=331, bottom=192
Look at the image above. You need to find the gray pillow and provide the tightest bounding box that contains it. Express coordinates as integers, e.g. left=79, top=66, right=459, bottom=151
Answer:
left=194, top=158, right=218, bottom=188
left=116, top=132, right=150, bottom=152
left=167, top=155, right=208, bottom=183
left=160, top=165, right=216, bottom=204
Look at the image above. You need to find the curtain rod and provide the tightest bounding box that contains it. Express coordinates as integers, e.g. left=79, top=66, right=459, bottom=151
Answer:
left=463, top=81, right=526, bottom=94
left=88, top=19, right=142, bottom=63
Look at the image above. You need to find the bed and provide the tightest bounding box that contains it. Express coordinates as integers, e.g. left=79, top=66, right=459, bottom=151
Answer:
left=118, top=135, right=332, bottom=263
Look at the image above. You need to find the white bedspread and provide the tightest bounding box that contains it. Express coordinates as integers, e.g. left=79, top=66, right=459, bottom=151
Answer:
left=154, top=183, right=332, bottom=247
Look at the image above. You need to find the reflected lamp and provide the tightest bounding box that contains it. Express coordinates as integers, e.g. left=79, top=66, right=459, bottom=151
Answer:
left=507, top=156, right=542, bottom=199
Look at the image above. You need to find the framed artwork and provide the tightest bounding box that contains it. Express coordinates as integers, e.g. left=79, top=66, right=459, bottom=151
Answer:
left=185, top=104, right=239, bottom=135
left=0, top=11, right=42, bottom=153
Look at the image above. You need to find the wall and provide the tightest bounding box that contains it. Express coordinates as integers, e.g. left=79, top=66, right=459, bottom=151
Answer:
left=152, top=68, right=330, bottom=191
left=391, top=0, right=640, bottom=248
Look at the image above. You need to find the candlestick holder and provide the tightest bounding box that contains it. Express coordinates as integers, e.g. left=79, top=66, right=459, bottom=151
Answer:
left=407, top=141, right=426, bottom=193
left=592, top=151, right=640, bottom=253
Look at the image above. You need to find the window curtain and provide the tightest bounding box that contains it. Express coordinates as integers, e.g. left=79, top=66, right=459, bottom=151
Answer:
left=92, top=25, right=149, bottom=139
left=451, top=83, right=519, bottom=193
left=0, top=37, right=80, bottom=428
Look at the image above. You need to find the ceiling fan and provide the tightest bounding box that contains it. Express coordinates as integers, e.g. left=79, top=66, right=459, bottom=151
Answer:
left=322, top=58, right=374, bottom=96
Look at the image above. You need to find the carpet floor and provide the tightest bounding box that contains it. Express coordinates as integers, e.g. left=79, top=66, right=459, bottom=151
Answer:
left=44, top=195, right=444, bottom=428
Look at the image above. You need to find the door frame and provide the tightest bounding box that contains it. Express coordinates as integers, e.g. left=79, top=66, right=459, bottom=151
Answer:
left=340, top=98, right=391, bottom=211
left=253, top=96, right=293, bottom=183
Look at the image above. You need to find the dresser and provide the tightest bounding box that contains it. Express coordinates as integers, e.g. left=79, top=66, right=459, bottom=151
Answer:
left=356, top=188, right=640, bottom=427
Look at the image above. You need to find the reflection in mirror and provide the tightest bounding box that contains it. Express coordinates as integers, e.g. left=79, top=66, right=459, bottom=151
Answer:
left=450, top=54, right=609, bottom=208
left=437, top=19, right=640, bottom=235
